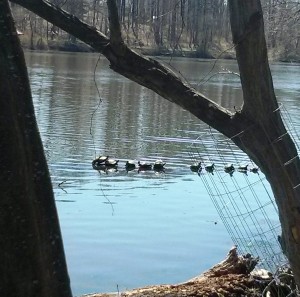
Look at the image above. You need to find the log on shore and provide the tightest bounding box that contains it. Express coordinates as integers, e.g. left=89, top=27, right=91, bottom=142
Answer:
left=82, top=247, right=268, bottom=297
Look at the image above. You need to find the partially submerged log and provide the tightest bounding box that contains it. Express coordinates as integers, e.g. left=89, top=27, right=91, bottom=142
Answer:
left=83, top=247, right=267, bottom=297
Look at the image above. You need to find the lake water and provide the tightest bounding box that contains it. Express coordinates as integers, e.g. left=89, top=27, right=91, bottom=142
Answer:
left=25, top=51, right=300, bottom=296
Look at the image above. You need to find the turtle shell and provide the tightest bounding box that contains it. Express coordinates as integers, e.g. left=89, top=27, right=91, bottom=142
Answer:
left=105, top=158, right=119, bottom=167
left=138, top=161, right=152, bottom=169
left=153, top=160, right=166, bottom=169
left=125, top=160, right=136, bottom=170
left=97, top=155, right=109, bottom=163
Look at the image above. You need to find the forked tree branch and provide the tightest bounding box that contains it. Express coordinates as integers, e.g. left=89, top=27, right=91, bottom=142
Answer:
left=10, top=0, right=250, bottom=138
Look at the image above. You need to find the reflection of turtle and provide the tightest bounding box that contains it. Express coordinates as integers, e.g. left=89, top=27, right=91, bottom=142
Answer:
left=153, top=160, right=166, bottom=171
left=125, top=160, right=136, bottom=171
left=205, top=163, right=215, bottom=173
left=105, top=158, right=119, bottom=167
left=92, top=162, right=106, bottom=171
left=138, top=161, right=152, bottom=170
left=105, top=167, right=118, bottom=174
left=224, top=163, right=235, bottom=173
left=97, top=166, right=118, bottom=174
left=190, top=162, right=202, bottom=172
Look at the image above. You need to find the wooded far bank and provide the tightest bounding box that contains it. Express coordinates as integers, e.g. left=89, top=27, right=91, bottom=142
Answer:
left=11, top=0, right=300, bottom=62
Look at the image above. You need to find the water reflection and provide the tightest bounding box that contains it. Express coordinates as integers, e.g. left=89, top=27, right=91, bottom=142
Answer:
left=25, top=52, right=300, bottom=296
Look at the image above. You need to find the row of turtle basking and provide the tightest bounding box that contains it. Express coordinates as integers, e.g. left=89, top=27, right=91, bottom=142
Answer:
left=92, top=155, right=166, bottom=171
left=92, top=155, right=259, bottom=174
left=190, top=162, right=259, bottom=175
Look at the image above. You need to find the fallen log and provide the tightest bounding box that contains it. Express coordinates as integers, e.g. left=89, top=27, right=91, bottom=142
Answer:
left=82, top=247, right=269, bottom=297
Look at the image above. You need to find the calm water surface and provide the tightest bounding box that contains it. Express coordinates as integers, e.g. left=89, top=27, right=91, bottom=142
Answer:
left=25, top=51, right=300, bottom=296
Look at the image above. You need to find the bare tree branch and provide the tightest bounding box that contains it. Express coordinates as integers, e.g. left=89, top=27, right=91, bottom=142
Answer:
left=10, top=0, right=248, bottom=139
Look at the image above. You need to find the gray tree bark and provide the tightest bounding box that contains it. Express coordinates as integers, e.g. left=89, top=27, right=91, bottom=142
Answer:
left=7, top=0, right=300, bottom=289
left=228, top=0, right=300, bottom=286
left=0, top=1, right=72, bottom=296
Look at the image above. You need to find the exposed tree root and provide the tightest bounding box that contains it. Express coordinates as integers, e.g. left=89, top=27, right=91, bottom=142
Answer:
left=83, top=247, right=267, bottom=297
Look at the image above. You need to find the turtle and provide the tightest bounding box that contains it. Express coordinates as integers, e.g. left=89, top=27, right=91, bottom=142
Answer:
left=205, top=163, right=215, bottom=173
left=153, top=159, right=166, bottom=171
left=105, top=158, right=119, bottom=167
left=224, top=163, right=235, bottom=173
left=97, top=155, right=109, bottom=163
left=250, top=167, right=259, bottom=173
left=238, top=164, right=248, bottom=171
left=125, top=160, right=136, bottom=171
left=92, top=155, right=109, bottom=169
left=138, top=161, right=152, bottom=170
left=190, top=162, right=202, bottom=172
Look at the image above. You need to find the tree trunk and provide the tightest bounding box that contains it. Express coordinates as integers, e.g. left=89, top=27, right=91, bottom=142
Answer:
left=228, top=0, right=300, bottom=286
left=152, top=1, right=161, bottom=46
left=8, top=0, right=300, bottom=289
left=29, top=14, right=35, bottom=49
left=0, top=1, right=72, bottom=296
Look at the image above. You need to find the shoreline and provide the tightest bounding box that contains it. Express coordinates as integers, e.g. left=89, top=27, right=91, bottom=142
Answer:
left=20, top=39, right=300, bottom=63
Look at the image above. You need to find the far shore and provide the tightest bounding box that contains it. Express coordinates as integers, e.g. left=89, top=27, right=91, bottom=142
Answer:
left=20, top=38, right=300, bottom=63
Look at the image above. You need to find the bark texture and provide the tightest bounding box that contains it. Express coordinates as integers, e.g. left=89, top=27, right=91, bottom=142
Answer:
left=83, top=248, right=263, bottom=297
left=228, top=0, right=300, bottom=286
left=0, top=1, right=72, bottom=297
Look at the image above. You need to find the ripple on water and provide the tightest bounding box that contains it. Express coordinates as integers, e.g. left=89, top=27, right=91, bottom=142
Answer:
left=26, top=52, right=298, bottom=295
